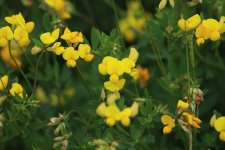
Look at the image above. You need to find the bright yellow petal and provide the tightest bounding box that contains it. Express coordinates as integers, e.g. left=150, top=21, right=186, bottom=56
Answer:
left=40, top=32, right=55, bottom=45
left=51, top=28, right=59, bottom=40
left=161, top=115, right=173, bottom=126
left=0, top=75, right=9, bottom=91
left=214, top=117, right=225, bottom=132
left=25, top=22, right=35, bottom=33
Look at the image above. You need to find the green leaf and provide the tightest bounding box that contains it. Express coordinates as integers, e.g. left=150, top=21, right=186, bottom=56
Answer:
left=91, top=27, right=100, bottom=50
left=42, top=13, right=51, bottom=31
left=130, top=125, right=141, bottom=140
left=32, top=39, right=45, bottom=49
left=141, top=134, right=155, bottom=143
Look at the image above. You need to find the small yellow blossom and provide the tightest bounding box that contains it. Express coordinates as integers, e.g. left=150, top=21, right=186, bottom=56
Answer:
left=0, top=26, right=14, bottom=47
left=78, top=44, right=94, bottom=62
left=161, top=115, right=175, bottom=134
left=195, top=18, right=225, bottom=45
left=61, top=27, right=83, bottom=46
left=45, top=0, right=71, bottom=19
left=106, top=91, right=120, bottom=105
left=52, top=42, right=65, bottom=55
left=10, top=83, right=25, bottom=98
left=182, top=112, right=202, bottom=128
left=40, top=28, right=59, bottom=45
left=177, top=99, right=189, bottom=110
left=0, top=45, right=22, bottom=68
left=178, top=14, right=201, bottom=31
left=214, top=116, right=225, bottom=141
left=31, top=46, right=42, bottom=55
left=104, top=78, right=125, bottom=92
left=62, top=47, right=79, bottom=67
left=14, top=26, right=30, bottom=47
left=0, top=75, right=8, bottom=91
left=128, top=47, right=139, bottom=63
left=96, top=102, right=139, bottom=127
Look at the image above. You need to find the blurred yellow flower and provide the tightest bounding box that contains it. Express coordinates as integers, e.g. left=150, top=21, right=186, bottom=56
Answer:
left=161, top=115, right=175, bottom=134
left=214, top=116, right=225, bottom=141
left=52, top=42, right=65, bottom=55
left=0, top=75, right=8, bottom=91
left=96, top=102, right=139, bottom=127
left=182, top=112, right=202, bottom=128
left=195, top=18, right=224, bottom=45
left=45, top=0, right=71, bottom=19
left=40, top=28, right=59, bottom=45
left=104, top=78, right=125, bottom=92
left=10, top=82, right=25, bottom=98
left=62, top=47, right=79, bottom=68
left=178, top=14, right=201, bottom=31
left=14, top=26, right=30, bottom=47
left=0, top=45, right=22, bottom=68
left=0, top=26, right=14, bottom=47
left=210, top=114, right=217, bottom=127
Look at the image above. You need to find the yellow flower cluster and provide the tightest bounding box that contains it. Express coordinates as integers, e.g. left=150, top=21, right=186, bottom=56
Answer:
left=96, top=101, right=139, bottom=127
left=0, top=75, right=26, bottom=98
left=161, top=115, right=175, bottom=134
left=44, top=0, right=71, bottom=20
left=210, top=114, right=225, bottom=141
left=0, top=13, right=34, bottom=67
left=161, top=99, right=202, bottom=135
left=178, top=14, right=225, bottom=46
left=32, top=27, right=94, bottom=68
left=177, top=100, right=202, bottom=129
left=98, top=47, right=139, bottom=92
left=119, top=1, right=148, bottom=42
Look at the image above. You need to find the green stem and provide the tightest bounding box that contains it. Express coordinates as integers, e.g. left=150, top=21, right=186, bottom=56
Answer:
left=33, top=50, right=45, bottom=93
left=116, top=124, right=130, bottom=137
left=8, top=41, right=33, bottom=91
left=189, top=128, right=193, bottom=150
left=76, top=65, right=94, bottom=99
left=138, top=0, right=167, bottom=76
left=112, top=0, right=126, bottom=51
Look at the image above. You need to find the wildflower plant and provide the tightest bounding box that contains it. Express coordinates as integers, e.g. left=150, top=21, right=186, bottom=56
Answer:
left=0, top=0, right=225, bottom=150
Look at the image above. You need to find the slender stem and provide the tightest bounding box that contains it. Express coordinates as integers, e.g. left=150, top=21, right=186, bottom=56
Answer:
left=138, top=0, right=167, bottom=76
left=8, top=41, right=33, bottom=91
left=189, top=128, right=193, bottom=150
left=116, top=124, right=130, bottom=137
left=33, top=50, right=45, bottom=92
left=21, top=46, right=35, bottom=68
left=76, top=65, right=94, bottom=98
left=112, top=0, right=126, bottom=51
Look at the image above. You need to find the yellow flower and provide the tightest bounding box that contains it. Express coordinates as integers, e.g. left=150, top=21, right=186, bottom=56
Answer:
left=45, top=0, right=71, bottom=20
left=182, top=112, right=202, bottom=128
left=195, top=18, right=222, bottom=45
left=120, top=108, right=132, bottom=126
left=129, top=68, right=139, bottom=80
left=52, top=42, right=65, bottom=55
left=178, top=14, right=201, bottom=31
left=98, top=56, right=116, bottom=75
left=161, top=115, right=175, bottom=134
left=159, top=0, right=167, bottom=10
left=104, top=78, right=125, bottom=92
left=0, top=45, right=22, bottom=68
left=61, top=27, right=83, bottom=45
left=14, top=26, right=30, bottom=47
left=5, top=13, right=34, bottom=33
left=0, top=75, right=8, bottom=91
left=177, top=100, right=189, bottom=110
left=0, top=26, right=14, bottom=47
left=96, top=102, right=138, bottom=127
left=10, top=83, right=24, bottom=98
left=106, top=59, right=125, bottom=76
left=78, top=44, right=94, bottom=62
left=214, top=116, right=225, bottom=141
left=40, top=28, right=59, bottom=45
left=31, top=46, right=42, bottom=55
left=62, top=47, right=79, bottom=68
left=121, top=58, right=135, bottom=73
